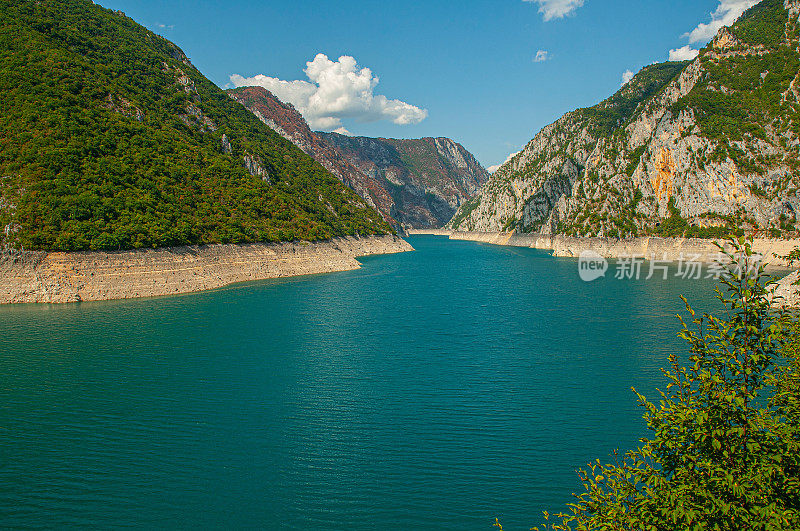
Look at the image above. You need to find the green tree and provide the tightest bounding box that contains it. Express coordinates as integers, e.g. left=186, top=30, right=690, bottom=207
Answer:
left=533, top=237, right=800, bottom=530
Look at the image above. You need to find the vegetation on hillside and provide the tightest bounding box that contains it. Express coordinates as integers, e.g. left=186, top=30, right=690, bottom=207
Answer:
left=652, top=199, right=744, bottom=239
left=450, top=0, right=800, bottom=241
left=530, top=238, right=800, bottom=530
left=577, top=61, right=689, bottom=137
left=0, top=0, right=390, bottom=251
left=674, top=0, right=800, bottom=171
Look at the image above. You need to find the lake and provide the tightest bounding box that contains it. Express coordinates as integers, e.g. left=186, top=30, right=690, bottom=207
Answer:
left=0, top=235, right=720, bottom=530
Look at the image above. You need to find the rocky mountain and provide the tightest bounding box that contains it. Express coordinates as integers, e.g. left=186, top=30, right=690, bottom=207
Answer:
left=318, top=133, right=489, bottom=229
left=449, top=0, right=800, bottom=240
left=0, top=0, right=391, bottom=252
left=227, top=87, right=398, bottom=226
left=228, top=87, right=489, bottom=230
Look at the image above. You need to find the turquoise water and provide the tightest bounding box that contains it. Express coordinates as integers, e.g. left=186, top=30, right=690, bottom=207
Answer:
left=0, top=236, right=719, bottom=530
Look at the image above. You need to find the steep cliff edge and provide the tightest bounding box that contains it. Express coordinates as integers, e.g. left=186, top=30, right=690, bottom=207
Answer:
left=227, top=86, right=490, bottom=230
left=449, top=0, right=800, bottom=241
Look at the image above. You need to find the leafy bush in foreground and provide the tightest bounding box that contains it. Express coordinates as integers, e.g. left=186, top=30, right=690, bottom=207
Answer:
left=533, top=238, right=800, bottom=530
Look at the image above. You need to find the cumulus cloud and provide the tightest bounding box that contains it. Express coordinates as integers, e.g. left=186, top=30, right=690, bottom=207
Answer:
left=524, top=0, right=585, bottom=21
left=533, top=50, right=550, bottom=63
left=669, top=45, right=700, bottom=61
left=621, top=70, right=635, bottom=86
left=684, top=0, right=760, bottom=44
left=230, top=54, right=428, bottom=131
left=157, top=23, right=175, bottom=30
left=487, top=151, right=521, bottom=173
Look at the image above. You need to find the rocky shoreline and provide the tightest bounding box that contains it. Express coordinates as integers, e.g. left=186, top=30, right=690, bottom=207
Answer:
left=0, top=235, right=412, bottom=304
left=408, top=229, right=800, bottom=307
left=408, top=230, right=800, bottom=266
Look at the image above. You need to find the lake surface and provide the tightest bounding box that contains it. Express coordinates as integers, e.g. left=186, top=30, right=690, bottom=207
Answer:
left=0, top=235, right=720, bottom=530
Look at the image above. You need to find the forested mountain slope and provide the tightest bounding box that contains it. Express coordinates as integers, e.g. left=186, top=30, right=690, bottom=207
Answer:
left=0, top=0, right=391, bottom=252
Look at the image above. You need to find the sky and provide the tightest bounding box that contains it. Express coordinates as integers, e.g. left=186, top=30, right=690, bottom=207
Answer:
left=95, top=0, right=760, bottom=170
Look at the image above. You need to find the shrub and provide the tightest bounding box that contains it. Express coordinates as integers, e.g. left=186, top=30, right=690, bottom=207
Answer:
left=532, top=238, right=800, bottom=530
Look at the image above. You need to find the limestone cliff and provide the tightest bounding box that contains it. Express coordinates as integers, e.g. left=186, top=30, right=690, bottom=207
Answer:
left=449, top=0, right=800, bottom=241
left=228, top=87, right=489, bottom=230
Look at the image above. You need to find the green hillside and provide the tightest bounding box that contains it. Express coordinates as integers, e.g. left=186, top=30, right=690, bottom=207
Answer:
left=0, top=0, right=391, bottom=251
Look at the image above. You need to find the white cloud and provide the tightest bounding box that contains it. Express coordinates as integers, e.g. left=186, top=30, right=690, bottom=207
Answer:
left=621, top=70, right=635, bottom=86
left=487, top=151, right=521, bottom=173
left=524, top=0, right=585, bottom=21
left=157, top=23, right=174, bottom=30
left=669, top=45, right=700, bottom=61
left=230, top=54, right=428, bottom=131
left=533, top=50, right=550, bottom=63
left=333, top=127, right=352, bottom=136
left=684, top=0, right=760, bottom=44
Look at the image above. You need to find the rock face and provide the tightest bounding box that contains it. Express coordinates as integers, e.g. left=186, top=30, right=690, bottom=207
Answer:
left=0, top=235, right=412, bottom=304
left=228, top=87, right=489, bottom=230
left=772, top=270, right=800, bottom=306
left=449, top=0, right=800, bottom=240
left=227, top=87, right=385, bottom=212
left=413, top=229, right=800, bottom=267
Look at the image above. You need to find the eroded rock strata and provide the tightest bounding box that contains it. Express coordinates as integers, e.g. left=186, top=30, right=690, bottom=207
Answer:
left=0, top=236, right=412, bottom=304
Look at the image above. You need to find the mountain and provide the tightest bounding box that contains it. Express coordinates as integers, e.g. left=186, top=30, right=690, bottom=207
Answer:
left=449, top=0, right=800, bottom=240
left=0, top=0, right=391, bottom=252
left=318, top=133, right=489, bottom=229
left=228, top=87, right=489, bottom=230
left=227, top=87, right=398, bottom=226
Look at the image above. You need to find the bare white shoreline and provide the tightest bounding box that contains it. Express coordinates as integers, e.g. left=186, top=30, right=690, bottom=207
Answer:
left=408, top=229, right=800, bottom=306
left=408, top=229, right=800, bottom=266
left=0, top=235, right=412, bottom=304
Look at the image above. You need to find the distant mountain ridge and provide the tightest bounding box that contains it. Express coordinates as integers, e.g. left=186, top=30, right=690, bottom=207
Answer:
left=449, top=0, right=800, bottom=240
left=0, top=0, right=390, bottom=252
left=227, top=87, right=398, bottom=225
left=228, top=87, right=489, bottom=230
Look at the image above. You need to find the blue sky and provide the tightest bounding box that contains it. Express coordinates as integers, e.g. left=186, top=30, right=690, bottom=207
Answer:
left=96, top=0, right=754, bottom=169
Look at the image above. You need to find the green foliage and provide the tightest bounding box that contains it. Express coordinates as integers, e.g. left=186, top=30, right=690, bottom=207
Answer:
left=448, top=195, right=481, bottom=230
left=672, top=1, right=799, bottom=176
left=626, top=146, right=647, bottom=176
left=732, top=0, right=788, bottom=48
left=534, top=237, right=800, bottom=530
left=577, top=62, right=688, bottom=137
left=0, top=0, right=390, bottom=251
left=653, top=199, right=741, bottom=239
left=782, top=248, right=800, bottom=266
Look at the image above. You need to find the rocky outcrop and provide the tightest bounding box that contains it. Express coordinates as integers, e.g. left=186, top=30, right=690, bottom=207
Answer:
left=227, top=87, right=489, bottom=230
left=449, top=0, right=800, bottom=241
left=772, top=270, right=800, bottom=306
left=0, top=236, right=412, bottom=304
left=226, top=87, right=389, bottom=217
